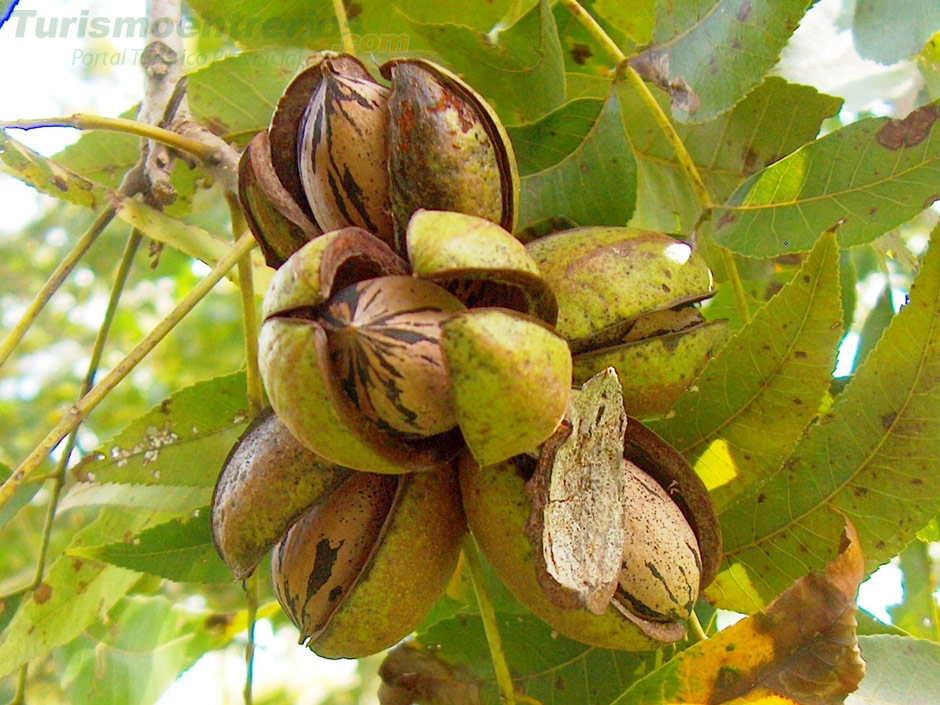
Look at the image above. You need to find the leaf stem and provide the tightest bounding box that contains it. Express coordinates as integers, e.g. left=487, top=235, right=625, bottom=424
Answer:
left=687, top=612, right=708, bottom=643
left=0, top=234, right=257, bottom=514
left=463, top=536, right=517, bottom=705
left=2, top=114, right=222, bottom=166
left=331, top=0, right=355, bottom=53
left=227, top=196, right=263, bottom=415
left=560, top=0, right=751, bottom=323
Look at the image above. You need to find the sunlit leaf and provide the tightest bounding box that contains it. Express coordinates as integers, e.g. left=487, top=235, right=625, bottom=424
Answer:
left=592, top=0, right=655, bottom=44
left=847, top=635, right=940, bottom=704
left=711, top=226, right=940, bottom=612
left=74, top=372, right=249, bottom=489
left=70, top=508, right=231, bottom=584
left=853, top=0, right=940, bottom=65
left=185, top=0, right=336, bottom=49
left=58, top=595, right=232, bottom=705
left=515, top=89, right=636, bottom=229
left=619, top=525, right=864, bottom=704
left=633, top=0, right=813, bottom=123
left=714, top=101, right=940, bottom=257
left=651, top=232, right=843, bottom=512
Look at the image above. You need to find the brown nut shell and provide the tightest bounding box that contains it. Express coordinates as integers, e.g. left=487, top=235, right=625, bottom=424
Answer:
left=269, top=53, right=376, bottom=221
left=272, top=467, right=466, bottom=659
left=211, top=408, right=351, bottom=580
left=298, top=56, right=395, bottom=246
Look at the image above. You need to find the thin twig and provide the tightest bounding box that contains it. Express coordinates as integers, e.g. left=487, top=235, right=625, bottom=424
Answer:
left=243, top=573, right=259, bottom=705
left=0, top=234, right=257, bottom=514
left=1, top=115, right=221, bottom=166
left=687, top=612, right=708, bottom=643
left=463, top=537, right=517, bottom=705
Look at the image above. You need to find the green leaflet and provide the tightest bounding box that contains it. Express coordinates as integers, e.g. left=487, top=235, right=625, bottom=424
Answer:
left=623, top=77, right=842, bottom=233
left=70, top=509, right=231, bottom=584
left=516, top=89, right=636, bottom=229
left=405, top=0, right=566, bottom=125
left=414, top=611, right=653, bottom=705
left=0, top=132, right=242, bottom=269
left=847, top=636, right=940, bottom=704
left=714, top=100, right=940, bottom=257
left=76, top=372, right=249, bottom=489
left=0, top=508, right=154, bottom=679
left=637, top=0, right=813, bottom=123
left=651, top=231, right=843, bottom=513
left=711, top=225, right=940, bottom=612
left=187, top=50, right=297, bottom=142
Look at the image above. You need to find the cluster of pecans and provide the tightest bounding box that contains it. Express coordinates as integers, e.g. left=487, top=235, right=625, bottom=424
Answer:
left=211, top=52, right=724, bottom=659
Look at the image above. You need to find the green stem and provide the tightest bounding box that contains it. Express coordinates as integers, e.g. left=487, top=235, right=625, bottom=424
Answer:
left=2, top=114, right=221, bottom=165
left=561, top=0, right=751, bottom=324
left=463, top=537, right=517, bottom=705
left=0, top=206, right=116, bottom=372
left=227, top=196, right=263, bottom=415
left=331, top=0, right=355, bottom=53
left=687, top=612, right=708, bottom=643
left=0, top=234, right=257, bottom=514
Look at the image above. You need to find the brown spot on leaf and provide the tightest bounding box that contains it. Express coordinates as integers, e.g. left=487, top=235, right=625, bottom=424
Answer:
left=876, top=104, right=939, bottom=150
left=345, top=1, right=362, bottom=20
left=570, top=43, right=592, bottom=66
left=757, top=493, right=766, bottom=504
left=881, top=411, right=897, bottom=429
left=717, top=211, right=737, bottom=229
left=33, top=583, right=52, bottom=604
left=737, top=0, right=752, bottom=22
left=794, top=351, right=808, bottom=359
left=630, top=51, right=700, bottom=116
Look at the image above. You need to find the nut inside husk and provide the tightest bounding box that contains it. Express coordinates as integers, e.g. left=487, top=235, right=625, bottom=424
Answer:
left=272, top=467, right=466, bottom=659
left=461, top=368, right=721, bottom=649
left=211, top=408, right=351, bottom=580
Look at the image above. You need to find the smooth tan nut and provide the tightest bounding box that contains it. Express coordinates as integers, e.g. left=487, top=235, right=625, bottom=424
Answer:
left=615, top=459, right=701, bottom=623
left=272, top=467, right=466, bottom=659
left=211, top=409, right=350, bottom=580
left=298, top=56, right=395, bottom=246
left=321, top=276, right=465, bottom=437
